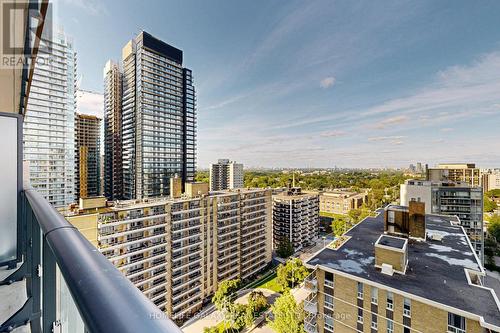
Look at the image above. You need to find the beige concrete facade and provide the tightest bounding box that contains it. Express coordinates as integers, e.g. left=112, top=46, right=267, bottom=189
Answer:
left=307, top=267, right=489, bottom=333
left=64, top=187, right=272, bottom=322
left=318, top=190, right=367, bottom=215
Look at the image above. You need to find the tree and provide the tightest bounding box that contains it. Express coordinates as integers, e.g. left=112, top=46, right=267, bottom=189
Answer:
left=243, top=290, right=269, bottom=327
left=248, top=291, right=268, bottom=313
left=212, top=279, right=240, bottom=313
left=226, top=303, right=247, bottom=331
left=488, top=214, right=500, bottom=243
left=276, top=258, right=309, bottom=291
left=487, top=189, right=500, bottom=197
left=203, top=327, right=220, bottom=333
left=331, top=216, right=348, bottom=236
left=484, top=195, right=498, bottom=212
left=268, top=292, right=305, bottom=333
left=348, top=207, right=371, bottom=224
left=276, top=238, right=294, bottom=258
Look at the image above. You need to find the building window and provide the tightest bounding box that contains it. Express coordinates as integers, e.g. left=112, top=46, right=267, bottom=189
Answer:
left=403, top=327, right=410, bottom=333
left=386, top=291, right=393, bottom=310
left=324, top=315, right=334, bottom=332
left=371, top=314, right=378, bottom=330
left=357, top=282, right=364, bottom=299
left=325, top=294, right=334, bottom=309
left=371, top=287, right=378, bottom=304
left=387, top=320, right=394, bottom=333
left=388, top=211, right=395, bottom=223
left=448, top=313, right=466, bottom=333
left=357, top=308, right=363, bottom=323
left=325, top=271, right=334, bottom=288
left=403, top=298, right=411, bottom=317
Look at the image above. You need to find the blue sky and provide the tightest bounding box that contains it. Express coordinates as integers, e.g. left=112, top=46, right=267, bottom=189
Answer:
left=56, top=0, right=500, bottom=168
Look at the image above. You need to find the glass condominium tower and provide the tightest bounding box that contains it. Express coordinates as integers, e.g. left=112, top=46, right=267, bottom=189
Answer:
left=121, top=31, right=196, bottom=199
left=103, top=60, right=123, bottom=200
left=24, top=27, right=76, bottom=207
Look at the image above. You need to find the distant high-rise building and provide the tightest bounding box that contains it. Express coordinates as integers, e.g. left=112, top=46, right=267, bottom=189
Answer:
left=24, top=28, right=76, bottom=207
left=427, top=163, right=480, bottom=186
left=400, top=179, right=483, bottom=261
left=103, top=60, right=123, bottom=200
left=416, top=162, right=423, bottom=174
left=209, top=159, right=244, bottom=191
left=272, top=187, right=319, bottom=251
left=481, top=169, right=500, bottom=192
left=120, top=31, right=196, bottom=199
left=75, top=114, right=101, bottom=199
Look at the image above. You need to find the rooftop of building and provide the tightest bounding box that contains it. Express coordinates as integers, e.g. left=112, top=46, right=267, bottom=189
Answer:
left=306, top=209, right=500, bottom=330
left=63, top=187, right=269, bottom=216
left=273, top=187, right=318, bottom=200
left=435, top=163, right=477, bottom=169
left=404, top=179, right=472, bottom=188
left=318, top=190, right=366, bottom=199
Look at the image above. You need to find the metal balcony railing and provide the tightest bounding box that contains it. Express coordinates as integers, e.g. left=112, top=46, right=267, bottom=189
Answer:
left=0, top=187, right=182, bottom=333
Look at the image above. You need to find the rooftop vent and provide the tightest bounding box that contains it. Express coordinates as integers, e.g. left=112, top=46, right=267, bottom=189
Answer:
left=381, top=263, right=394, bottom=276
left=427, top=231, right=443, bottom=241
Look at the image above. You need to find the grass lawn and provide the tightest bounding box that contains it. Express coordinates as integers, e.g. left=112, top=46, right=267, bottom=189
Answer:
left=252, top=272, right=282, bottom=293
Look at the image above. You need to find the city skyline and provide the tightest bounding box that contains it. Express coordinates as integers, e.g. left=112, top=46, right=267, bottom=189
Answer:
left=56, top=0, right=500, bottom=168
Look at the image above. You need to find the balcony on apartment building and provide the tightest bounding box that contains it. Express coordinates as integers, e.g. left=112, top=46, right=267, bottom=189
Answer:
left=0, top=2, right=183, bottom=331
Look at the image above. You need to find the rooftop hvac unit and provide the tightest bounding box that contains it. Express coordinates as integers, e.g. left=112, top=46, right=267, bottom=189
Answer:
left=427, top=232, right=443, bottom=241
left=381, top=263, right=394, bottom=276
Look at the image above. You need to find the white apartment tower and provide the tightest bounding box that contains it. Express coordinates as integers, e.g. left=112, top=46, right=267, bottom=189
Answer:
left=209, top=159, right=244, bottom=191
left=272, top=187, right=319, bottom=251
left=24, top=27, right=76, bottom=207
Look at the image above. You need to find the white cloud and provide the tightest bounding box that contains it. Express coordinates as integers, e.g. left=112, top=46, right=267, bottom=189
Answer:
left=372, top=115, right=408, bottom=129
left=367, top=136, right=406, bottom=142
left=320, top=130, right=345, bottom=138
left=77, top=90, right=103, bottom=118
left=320, top=76, right=336, bottom=89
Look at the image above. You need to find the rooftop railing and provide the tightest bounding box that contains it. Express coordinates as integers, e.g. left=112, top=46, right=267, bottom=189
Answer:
left=0, top=187, right=183, bottom=333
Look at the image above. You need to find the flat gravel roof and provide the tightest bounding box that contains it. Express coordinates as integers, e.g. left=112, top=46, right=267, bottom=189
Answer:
left=306, top=210, right=500, bottom=329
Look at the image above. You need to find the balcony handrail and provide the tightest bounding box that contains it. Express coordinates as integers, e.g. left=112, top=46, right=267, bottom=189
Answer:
left=24, top=187, right=182, bottom=333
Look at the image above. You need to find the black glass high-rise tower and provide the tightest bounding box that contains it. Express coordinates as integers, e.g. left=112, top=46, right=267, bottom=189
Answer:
left=104, top=31, right=196, bottom=200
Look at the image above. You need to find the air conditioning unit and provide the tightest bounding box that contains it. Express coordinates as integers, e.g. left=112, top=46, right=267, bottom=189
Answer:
left=381, top=263, right=394, bottom=276
left=428, top=232, right=443, bottom=241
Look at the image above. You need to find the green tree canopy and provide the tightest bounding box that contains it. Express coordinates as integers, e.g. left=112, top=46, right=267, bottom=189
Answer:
left=276, top=238, right=294, bottom=258
left=484, top=195, right=498, bottom=213
left=268, top=292, right=305, bottom=333
left=331, top=216, right=348, bottom=236
left=486, top=189, right=500, bottom=197
left=276, top=258, right=309, bottom=291
left=488, top=214, right=500, bottom=243
left=212, top=279, right=240, bottom=313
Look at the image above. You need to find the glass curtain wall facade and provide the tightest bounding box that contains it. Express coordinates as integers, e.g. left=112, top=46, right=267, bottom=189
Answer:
left=121, top=31, right=196, bottom=199
left=24, top=28, right=76, bottom=207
